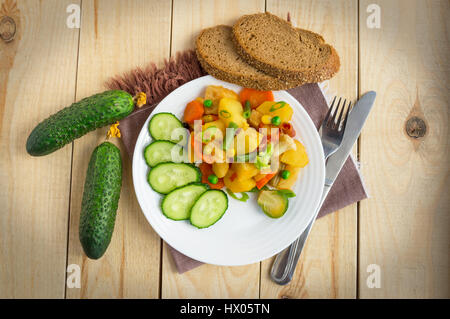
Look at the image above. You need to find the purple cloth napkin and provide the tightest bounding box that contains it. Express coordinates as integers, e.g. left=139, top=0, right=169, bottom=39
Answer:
left=108, top=51, right=367, bottom=274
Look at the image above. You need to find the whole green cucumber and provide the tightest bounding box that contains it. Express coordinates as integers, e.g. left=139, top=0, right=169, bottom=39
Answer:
left=26, top=90, right=134, bottom=156
left=79, top=142, right=122, bottom=259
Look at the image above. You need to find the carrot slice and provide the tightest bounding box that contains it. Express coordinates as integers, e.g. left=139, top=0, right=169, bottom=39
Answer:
left=239, top=88, right=274, bottom=109
left=255, top=173, right=276, bottom=189
left=184, top=100, right=204, bottom=123
left=199, top=163, right=224, bottom=189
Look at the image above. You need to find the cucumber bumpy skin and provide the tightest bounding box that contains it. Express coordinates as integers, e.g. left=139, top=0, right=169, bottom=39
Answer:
left=26, top=90, right=134, bottom=156
left=79, top=142, right=122, bottom=259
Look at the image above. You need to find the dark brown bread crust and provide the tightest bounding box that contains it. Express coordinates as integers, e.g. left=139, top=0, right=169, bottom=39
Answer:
left=195, top=25, right=304, bottom=91
left=232, top=12, right=340, bottom=83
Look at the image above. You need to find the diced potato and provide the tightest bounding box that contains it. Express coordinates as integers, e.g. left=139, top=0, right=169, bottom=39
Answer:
left=276, top=165, right=301, bottom=189
left=232, top=163, right=258, bottom=181
left=203, top=120, right=226, bottom=136
left=224, top=169, right=256, bottom=193
left=204, top=85, right=239, bottom=115
left=280, top=140, right=309, bottom=167
left=234, top=127, right=262, bottom=155
left=212, top=162, right=229, bottom=178
left=256, top=101, right=293, bottom=123
left=218, top=98, right=248, bottom=129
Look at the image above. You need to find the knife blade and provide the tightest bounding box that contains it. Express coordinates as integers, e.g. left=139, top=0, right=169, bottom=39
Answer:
left=324, top=91, right=376, bottom=187
left=270, top=91, right=376, bottom=285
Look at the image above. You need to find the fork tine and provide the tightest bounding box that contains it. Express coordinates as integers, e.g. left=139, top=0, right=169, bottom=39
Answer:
left=334, top=99, right=347, bottom=129
left=341, top=101, right=351, bottom=130
left=323, top=96, right=336, bottom=126
left=329, top=97, right=342, bottom=127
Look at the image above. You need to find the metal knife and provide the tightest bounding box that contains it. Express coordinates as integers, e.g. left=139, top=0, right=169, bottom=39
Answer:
left=270, top=91, right=377, bottom=285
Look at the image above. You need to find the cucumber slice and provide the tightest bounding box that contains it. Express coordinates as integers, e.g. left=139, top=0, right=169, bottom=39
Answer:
left=144, top=141, right=185, bottom=167
left=190, top=190, right=228, bottom=228
left=148, top=163, right=201, bottom=194
left=257, top=190, right=289, bottom=218
left=161, top=183, right=209, bottom=220
left=149, top=112, right=184, bottom=142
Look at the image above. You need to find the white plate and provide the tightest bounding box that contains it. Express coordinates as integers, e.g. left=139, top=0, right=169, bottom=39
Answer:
left=132, top=75, right=325, bottom=266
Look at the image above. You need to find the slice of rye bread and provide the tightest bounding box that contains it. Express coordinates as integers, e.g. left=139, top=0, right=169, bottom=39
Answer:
left=232, top=12, right=340, bottom=83
left=195, top=25, right=304, bottom=91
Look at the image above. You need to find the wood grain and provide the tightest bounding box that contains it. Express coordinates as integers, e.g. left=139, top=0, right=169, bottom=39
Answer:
left=359, top=0, right=449, bottom=298
left=65, top=0, right=171, bottom=299
left=0, top=0, right=80, bottom=298
left=260, top=0, right=359, bottom=299
left=160, top=0, right=265, bottom=299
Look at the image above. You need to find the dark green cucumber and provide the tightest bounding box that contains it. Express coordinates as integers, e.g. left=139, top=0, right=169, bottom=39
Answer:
left=79, top=142, right=122, bottom=259
left=26, top=90, right=134, bottom=156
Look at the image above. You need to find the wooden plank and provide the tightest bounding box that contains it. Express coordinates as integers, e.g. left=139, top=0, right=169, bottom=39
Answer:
left=160, top=0, right=265, bottom=299
left=66, top=0, right=171, bottom=298
left=359, top=0, right=449, bottom=298
left=260, top=0, right=358, bottom=299
left=0, top=0, right=80, bottom=298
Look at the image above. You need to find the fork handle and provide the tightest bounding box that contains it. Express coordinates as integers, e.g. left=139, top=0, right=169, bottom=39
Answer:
left=270, top=184, right=331, bottom=285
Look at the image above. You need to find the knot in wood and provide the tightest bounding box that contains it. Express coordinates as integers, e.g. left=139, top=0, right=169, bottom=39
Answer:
left=0, top=16, right=16, bottom=43
left=405, top=116, right=426, bottom=139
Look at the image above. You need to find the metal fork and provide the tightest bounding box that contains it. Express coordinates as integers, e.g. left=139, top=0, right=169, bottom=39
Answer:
left=270, top=96, right=352, bottom=285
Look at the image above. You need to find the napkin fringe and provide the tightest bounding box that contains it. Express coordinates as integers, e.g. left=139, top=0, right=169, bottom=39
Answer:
left=106, top=50, right=206, bottom=106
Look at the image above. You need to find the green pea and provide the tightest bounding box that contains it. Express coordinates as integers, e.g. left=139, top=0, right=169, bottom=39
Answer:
left=203, top=99, right=213, bottom=107
left=281, top=170, right=291, bottom=179
left=208, top=174, right=219, bottom=184
left=271, top=115, right=281, bottom=126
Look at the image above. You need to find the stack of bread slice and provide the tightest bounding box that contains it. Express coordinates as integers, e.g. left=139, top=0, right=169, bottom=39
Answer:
left=196, top=12, right=340, bottom=91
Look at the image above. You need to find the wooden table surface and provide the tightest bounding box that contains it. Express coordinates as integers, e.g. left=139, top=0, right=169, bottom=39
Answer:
left=0, top=0, right=448, bottom=299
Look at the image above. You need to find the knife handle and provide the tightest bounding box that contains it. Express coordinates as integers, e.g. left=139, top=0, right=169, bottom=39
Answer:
left=270, top=184, right=331, bottom=285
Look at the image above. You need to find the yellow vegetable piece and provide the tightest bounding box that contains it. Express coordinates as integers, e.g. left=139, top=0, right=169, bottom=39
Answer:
left=212, top=162, right=229, bottom=178
left=203, top=120, right=226, bottom=136
left=204, top=85, right=239, bottom=115
left=276, top=165, right=301, bottom=190
left=224, top=169, right=256, bottom=193
left=261, top=115, right=272, bottom=124
left=234, top=127, right=262, bottom=155
left=280, top=140, right=309, bottom=167
left=232, top=163, right=258, bottom=181
left=256, top=101, right=293, bottom=123
left=226, top=147, right=235, bottom=158
left=218, top=98, right=248, bottom=129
